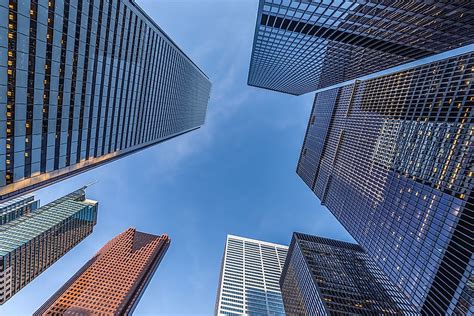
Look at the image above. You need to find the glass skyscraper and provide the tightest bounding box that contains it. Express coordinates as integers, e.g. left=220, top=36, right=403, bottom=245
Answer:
left=248, top=1, right=474, bottom=95
left=34, top=228, right=170, bottom=315
left=280, top=232, right=418, bottom=315
left=0, top=187, right=98, bottom=304
left=215, top=235, right=288, bottom=316
left=0, top=0, right=211, bottom=201
left=297, top=52, right=473, bottom=314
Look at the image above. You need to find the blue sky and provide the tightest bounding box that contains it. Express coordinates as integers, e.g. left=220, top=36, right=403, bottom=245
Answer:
left=1, top=1, right=357, bottom=315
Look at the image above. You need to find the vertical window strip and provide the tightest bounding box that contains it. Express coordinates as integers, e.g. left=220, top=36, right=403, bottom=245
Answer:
left=147, top=33, right=160, bottom=141
left=163, top=47, right=175, bottom=137
left=173, top=52, right=184, bottom=134
left=145, top=33, right=160, bottom=143
left=166, top=50, right=177, bottom=136
left=6, top=1, right=17, bottom=184
left=100, top=0, right=122, bottom=155
left=129, top=24, right=148, bottom=147
left=120, top=14, right=139, bottom=150
left=145, top=36, right=162, bottom=143
left=40, top=0, right=55, bottom=173
left=160, top=47, right=170, bottom=138
left=94, top=0, right=114, bottom=157
left=76, top=0, right=94, bottom=163
left=85, top=0, right=105, bottom=160
left=54, top=0, right=71, bottom=170
left=66, top=0, right=84, bottom=167
left=124, top=20, right=143, bottom=149
left=106, top=2, right=125, bottom=154
left=154, top=39, right=167, bottom=139
left=170, top=49, right=179, bottom=135
left=24, top=0, right=39, bottom=178
left=148, top=37, right=163, bottom=142
left=150, top=38, right=166, bottom=141
left=171, top=50, right=178, bottom=134
left=157, top=45, right=171, bottom=139
left=140, top=31, right=157, bottom=144
left=134, top=27, right=154, bottom=146
left=145, top=34, right=162, bottom=142
left=114, top=7, right=132, bottom=152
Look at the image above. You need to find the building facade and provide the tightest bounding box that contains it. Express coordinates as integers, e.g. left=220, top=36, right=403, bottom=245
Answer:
left=0, top=187, right=98, bottom=304
left=0, top=0, right=211, bottom=201
left=0, top=192, right=38, bottom=225
left=34, top=228, right=170, bottom=315
left=297, top=52, right=473, bottom=314
left=215, top=235, right=288, bottom=316
left=248, top=1, right=474, bottom=95
left=280, top=233, right=418, bottom=315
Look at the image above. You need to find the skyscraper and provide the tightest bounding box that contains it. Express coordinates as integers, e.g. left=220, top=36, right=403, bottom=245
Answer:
left=280, top=233, right=418, bottom=315
left=215, top=235, right=288, bottom=316
left=297, top=52, right=473, bottom=314
left=34, top=228, right=170, bottom=315
left=0, top=187, right=98, bottom=305
left=248, top=1, right=474, bottom=95
left=0, top=0, right=211, bottom=201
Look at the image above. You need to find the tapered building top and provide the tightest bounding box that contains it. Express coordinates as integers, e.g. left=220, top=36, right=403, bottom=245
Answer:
left=35, top=228, right=170, bottom=315
left=0, top=0, right=211, bottom=201
left=248, top=1, right=474, bottom=95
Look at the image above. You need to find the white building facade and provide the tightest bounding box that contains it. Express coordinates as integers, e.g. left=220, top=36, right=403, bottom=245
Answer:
left=215, top=235, right=288, bottom=316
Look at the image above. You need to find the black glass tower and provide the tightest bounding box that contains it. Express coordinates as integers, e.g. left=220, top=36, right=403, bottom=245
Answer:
left=280, top=233, right=418, bottom=315
left=248, top=1, right=474, bottom=95
left=297, top=52, right=473, bottom=314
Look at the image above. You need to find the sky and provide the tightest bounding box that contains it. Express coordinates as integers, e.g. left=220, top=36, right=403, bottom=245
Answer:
left=0, top=1, right=357, bottom=315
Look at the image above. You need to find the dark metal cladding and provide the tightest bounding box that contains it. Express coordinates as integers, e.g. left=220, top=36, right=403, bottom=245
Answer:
left=248, top=1, right=474, bottom=95
left=297, top=52, right=474, bottom=314
left=280, top=233, right=418, bottom=315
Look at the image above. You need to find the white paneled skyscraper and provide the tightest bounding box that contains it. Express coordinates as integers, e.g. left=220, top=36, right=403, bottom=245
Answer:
left=0, top=0, right=211, bottom=201
left=215, top=235, right=288, bottom=316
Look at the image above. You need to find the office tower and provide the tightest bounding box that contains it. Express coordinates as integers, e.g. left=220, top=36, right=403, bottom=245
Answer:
left=0, top=187, right=98, bottom=305
left=0, top=0, right=211, bottom=201
left=297, top=52, right=473, bottom=314
left=280, top=233, right=418, bottom=315
left=0, top=193, right=38, bottom=225
left=248, top=1, right=474, bottom=95
left=215, top=235, right=288, bottom=316
left=35, top=228, right=170, bottom=315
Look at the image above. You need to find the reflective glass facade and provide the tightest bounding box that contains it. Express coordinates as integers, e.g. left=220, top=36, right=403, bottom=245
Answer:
left=0, top=188, right=98, bottom=304
left=280, top=233, right=418, bottom=315
left=0, top=192, right=38, bottom=225
left=248, top=0, right=474, bottom=95
left=297, top=52, right=474, bottom=314
left=0, top=0, right=211, bottom=201
left=34, top=228, right=170, bottom=315
left=215, top=235, right=288, bottom=316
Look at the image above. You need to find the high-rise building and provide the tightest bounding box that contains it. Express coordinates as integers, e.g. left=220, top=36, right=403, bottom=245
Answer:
left=0, top=0, right=211, bottom=201
left=0, top=187, right=98, bottom=305
left=215, top=235, right=288, bottom=316
left=34, top=228, right=170, bottom=315
left=280, top=233, right=418, bottom=315
left=297, top=52, right=473, bottom=314
left=248, top=1, right=474, bottom=95
left=0, top=193, right=38, bottom=225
